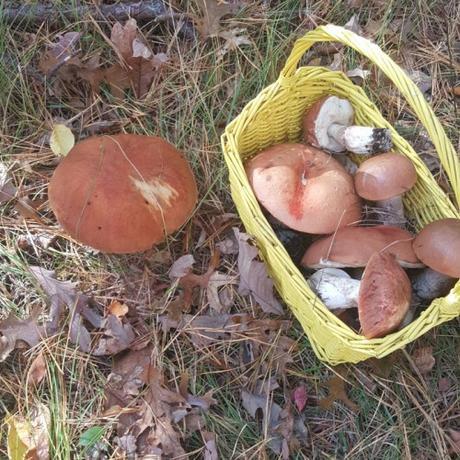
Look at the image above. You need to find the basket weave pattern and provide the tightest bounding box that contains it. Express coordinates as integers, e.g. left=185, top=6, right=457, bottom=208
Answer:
left=221, top=25, right=460, bottom=364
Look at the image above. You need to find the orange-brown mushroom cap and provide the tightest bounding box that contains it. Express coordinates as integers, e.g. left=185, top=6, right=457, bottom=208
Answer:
left=245, top=143, right=362, bottom=234
left=48, top=134, right=198, bottom=253
left=358, top=251, right=411, bottom=339
left=301, top=225, right=421, bottom=268
left=354, top=153, right=417, bottom=201
left=413, top=218, right=460, bottom=278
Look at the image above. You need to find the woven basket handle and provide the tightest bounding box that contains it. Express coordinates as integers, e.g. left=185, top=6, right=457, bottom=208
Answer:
left=280, top=24, right=460, bottom=209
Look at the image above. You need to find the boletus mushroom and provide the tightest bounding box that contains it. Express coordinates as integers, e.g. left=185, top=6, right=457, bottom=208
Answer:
left=358, top=251, right=412, bottom=338
left=302, top=225, right=422, bottom=269
left=48, top=134, right=198, bottom=253
left=354, top=152, right=417, bottom=227
left=303, top=96, right=392, bottom=154
left=411, top=218, right=460, bottom=301
left=245, top=143, right=362, bottom=234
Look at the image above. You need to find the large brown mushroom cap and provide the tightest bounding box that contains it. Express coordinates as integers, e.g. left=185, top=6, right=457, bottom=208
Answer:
left=301, top=225, right=421, bottom=268
left=245, top=143, right=362, bottom=234
left=48, top=134, right=198, bottom=253
left=413, top=218, right=460, bottom=277
left=358, top=251, right=411, bottom=339
left=354, top=153, right=417, bottom=201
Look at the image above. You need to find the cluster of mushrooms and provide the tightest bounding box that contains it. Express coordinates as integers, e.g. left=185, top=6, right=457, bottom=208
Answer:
left=246, top=95, right=460, bottom=339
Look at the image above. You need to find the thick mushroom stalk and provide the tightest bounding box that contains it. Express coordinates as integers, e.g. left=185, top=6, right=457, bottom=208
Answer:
left=354, top=153, right=417, bottom=228
left=303, top=95, right=392, bottom=155
left=328, top=124, right=392, bottom=155
left=308, top=268, right=360, bottom=310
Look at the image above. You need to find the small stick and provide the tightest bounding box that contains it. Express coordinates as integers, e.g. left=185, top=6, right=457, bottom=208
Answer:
left=2, top=1, right=195, bottom=40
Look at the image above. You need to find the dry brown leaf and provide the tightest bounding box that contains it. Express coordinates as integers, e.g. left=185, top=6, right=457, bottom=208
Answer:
left=195, top=0, right=238, bottom=39
left=27, top=352, right=47, bottom=386
left=169, top=251, right=233, bottom=311
left=203, top=431, right=218, bottom=460
left=412, top=346, right=436, bottom=375
left=104, top=19, right=169, bottom=98
left=7, top=405, right=50, bottom=460
left=319, top=376, right=359, bottom=412
left=0, top=307, right=44, bottom=362
left=0, top=163, right=17, bottom=204
left=92, top=314, right=135, bottom=356
left=241, top=390, right=293, bottom=457
left=453, top=86, right=460, bottom=96
left=217, top=28, right=251, bottom=59
left=292, top=385, right=308, bottom=412
left=407, top=70, right=432, bottom=94
left=29, top=266, right=103, bottom=353
left=108, top=300, right=129, bottom=318
left=233, top=228, right=284, bottom=315
left=39, top=32, right=82, bottom=75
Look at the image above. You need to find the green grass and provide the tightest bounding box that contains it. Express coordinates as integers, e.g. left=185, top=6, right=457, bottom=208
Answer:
left=0, top=0, right=459, bottom=458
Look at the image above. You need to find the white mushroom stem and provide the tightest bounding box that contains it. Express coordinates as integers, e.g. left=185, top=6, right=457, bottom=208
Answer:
left=308, top=268, right=360, bottom=310
left=327, top=124, right=392, bottom=155
left=411, top=268, right=456, bottom=303
left=375, top=195, right=406, bottom=227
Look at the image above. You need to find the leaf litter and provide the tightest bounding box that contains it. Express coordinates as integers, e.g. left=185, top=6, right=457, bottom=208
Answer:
left=39, top=19, right=168, bottom=99
left=104, top=346, right=217, bottom=458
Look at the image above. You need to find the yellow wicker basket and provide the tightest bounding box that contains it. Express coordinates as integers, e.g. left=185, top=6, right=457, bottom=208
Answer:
left=221, top=25, right=460, bottom=365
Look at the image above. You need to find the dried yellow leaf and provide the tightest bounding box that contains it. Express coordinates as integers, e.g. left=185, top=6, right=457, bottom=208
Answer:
left=50, top=124, right=75, bottom=156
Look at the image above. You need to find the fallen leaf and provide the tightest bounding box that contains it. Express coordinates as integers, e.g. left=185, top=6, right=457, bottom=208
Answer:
left=195, top=0, right=238, bottom=39
left=78, top=426, right=105, bottom=449
left=411, top=346, right=435, bottom=375
left=206, top=271, right=236, bottom=312
left=407, top=70, right=432, bottom=94
left=92, top=314, right=135, bottom=355
left=344, top=14, right=363, bottom=35
left=49, top=124, right=75, bottom=156
left=6, top=404, right=50, bottom=460
left=17, top=233, right=55, bottom=250
left=346, top=67, right=370, bottom=84
left=104, top=19, right=169, bottom=98
left=27, top=352, right=47, bottom=386
left=319, top=375, right=359, bottom=412
left=169, top=251, right=230, bottom=311
left=202, top=431, right=218, bottom=460
left=241, top=390, right=291, bottom=456
left=292, top=385, right=308, bottom=412
left=169, top=255, right=195, bottom=279
left=0, top=163, right=17, bottom=204
left=217, top=28, right=251, bottom=59
left=0, top=307, right=44, bottom=362
left=233, top=228, right=284, bottom=315
left=39, top=32, right=82, bottom=75
left=110, top=19, right=139, bottom=61
left=29, top=266, right=102, bottom=333
left=108, top=300, right=129, bottom=318
left=453, top=86, right=460, bottom=96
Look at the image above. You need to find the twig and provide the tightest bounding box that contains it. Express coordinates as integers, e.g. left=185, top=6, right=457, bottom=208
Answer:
left=2, top=1, right=195, bottom=40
